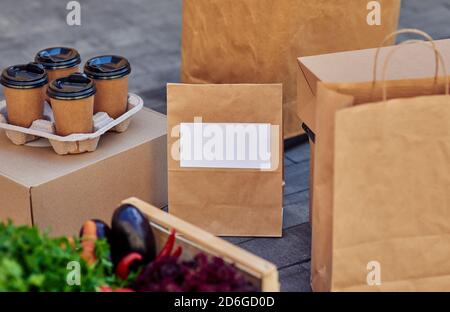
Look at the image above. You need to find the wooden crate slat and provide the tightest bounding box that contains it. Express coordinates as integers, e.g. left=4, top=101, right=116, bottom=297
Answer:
left=122, top=197, right=280, bottom=292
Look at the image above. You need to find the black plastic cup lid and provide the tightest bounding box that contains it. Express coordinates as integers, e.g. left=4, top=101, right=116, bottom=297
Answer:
left=35, top=47, right=81, bottom=70
left=84, top=55, right=131, bottom=80
left=1, top=62, right=48, bottom=89
left=47, top=73, right=96, bottom=100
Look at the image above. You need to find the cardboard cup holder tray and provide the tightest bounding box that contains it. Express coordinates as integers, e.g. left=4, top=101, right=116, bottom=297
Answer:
left=0, top=93, right=143, bottom=155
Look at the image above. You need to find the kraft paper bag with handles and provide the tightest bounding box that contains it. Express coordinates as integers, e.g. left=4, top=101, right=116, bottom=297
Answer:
left=181, top=0, right=401, bottom=139
left=311, top=29, right=450, bottom=291
left=167, top=83, right=283, bottom=237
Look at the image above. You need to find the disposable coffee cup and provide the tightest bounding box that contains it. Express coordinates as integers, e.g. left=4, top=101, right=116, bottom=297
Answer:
left=35, top=47, right=81, bottom=102
left=84, top=55, right=131, bottom=119
left=0, top=62, right=48, bottom=128
left=47, top=73, right=96, bottom=136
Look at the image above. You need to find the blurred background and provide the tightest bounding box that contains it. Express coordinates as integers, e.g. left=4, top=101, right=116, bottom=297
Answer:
left=0, top=0, right=449, bottom=113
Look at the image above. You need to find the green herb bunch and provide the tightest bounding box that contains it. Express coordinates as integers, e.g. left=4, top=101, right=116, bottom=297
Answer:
left=0, top=221, right=124, bottom=292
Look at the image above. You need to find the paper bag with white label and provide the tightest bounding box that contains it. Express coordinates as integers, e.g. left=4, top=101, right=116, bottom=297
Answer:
left=167, top=84, right=283, bottom=237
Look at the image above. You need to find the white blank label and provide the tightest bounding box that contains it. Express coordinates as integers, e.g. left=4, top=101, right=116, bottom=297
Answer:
left=179, top=123, right=272, bottom=170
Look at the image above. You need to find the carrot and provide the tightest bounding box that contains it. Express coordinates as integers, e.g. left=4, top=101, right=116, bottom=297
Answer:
left=67, top=237, right=76, bottom=249
left=60, top=237, right=76, bottom=250
left=81, top=220, right=97, bottom=265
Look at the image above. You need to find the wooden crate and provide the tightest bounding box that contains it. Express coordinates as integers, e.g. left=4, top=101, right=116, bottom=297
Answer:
left=122, top=197, right=280, bottom=292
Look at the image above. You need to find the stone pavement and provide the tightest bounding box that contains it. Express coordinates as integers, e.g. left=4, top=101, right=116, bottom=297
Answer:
left=399, top=0, right=450, bottom=40
left=0, top=0, right=449, bottom=292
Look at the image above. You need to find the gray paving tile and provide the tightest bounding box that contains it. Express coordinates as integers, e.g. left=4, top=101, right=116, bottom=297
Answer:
left=399, top=0, right=450, bottom=40
left=138, top=86, right=171, bottom=114
left=284, top=189, right=309, bottom=207
left=285, top=142, right=310, bottom=164
left=279, top=262, right=312, bottom=292
left=239, top=223, right=311, bottom=269
left=284, top=160, right=310, bottom=196
left=283, top=191, right=309, bottom=229
left=0, top=46, right=30, bottom=69
left=284, top=157, right=295, bottom=167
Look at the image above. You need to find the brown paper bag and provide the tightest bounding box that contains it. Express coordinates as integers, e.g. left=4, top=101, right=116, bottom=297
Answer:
left=297, top=37, right=450, bottom=233
left=167, top=83, right=283, bottom=237
left=181, top=0, right=401, bottom=139
left=312, top=30, right=450, bottom=291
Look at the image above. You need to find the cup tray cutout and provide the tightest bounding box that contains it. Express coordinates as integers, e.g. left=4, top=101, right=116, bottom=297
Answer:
left=0, top=93, right=144, bottom=155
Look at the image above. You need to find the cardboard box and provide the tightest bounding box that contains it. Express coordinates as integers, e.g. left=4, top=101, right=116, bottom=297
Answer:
left=0, top=108, right=168, bottom=236
left=297, top=39, right=450, bottom=134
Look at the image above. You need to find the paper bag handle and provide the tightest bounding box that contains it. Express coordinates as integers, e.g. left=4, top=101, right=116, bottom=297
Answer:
left=372, top=29, right=440, bottom=85
left=381, top=40, right=449, bottom=101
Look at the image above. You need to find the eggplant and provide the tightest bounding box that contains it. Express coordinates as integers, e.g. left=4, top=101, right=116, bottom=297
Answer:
left=111, top=204, right=156, bottom=266
left=79, top=219, right=111, bottom=242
